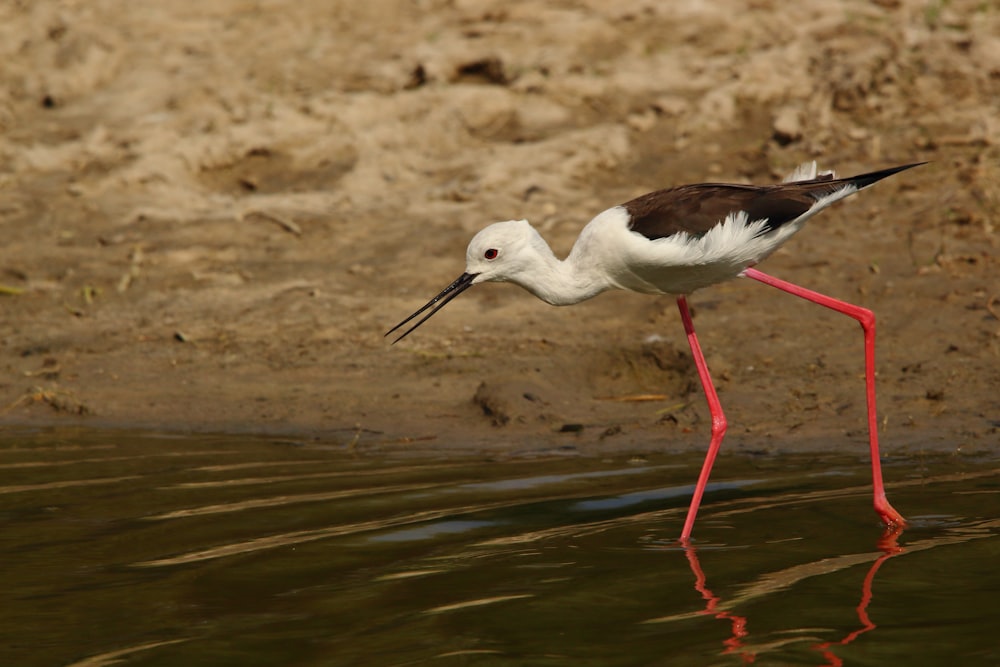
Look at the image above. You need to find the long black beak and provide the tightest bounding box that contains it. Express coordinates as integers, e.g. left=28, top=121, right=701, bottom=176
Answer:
left=385, top=272, right=478, bottom=344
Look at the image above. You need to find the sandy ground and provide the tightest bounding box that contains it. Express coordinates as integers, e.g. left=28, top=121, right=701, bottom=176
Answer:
left=1, top=0, right=997, bottom=457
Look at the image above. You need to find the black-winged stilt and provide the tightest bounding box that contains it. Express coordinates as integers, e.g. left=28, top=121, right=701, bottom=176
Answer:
left=387, top=161, right=923, bottom=540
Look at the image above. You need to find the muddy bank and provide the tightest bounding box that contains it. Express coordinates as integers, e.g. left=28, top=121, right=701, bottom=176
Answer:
left=1, top=0, right=997, bottom=456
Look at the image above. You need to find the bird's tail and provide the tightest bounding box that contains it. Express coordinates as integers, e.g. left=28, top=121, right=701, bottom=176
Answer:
left=845, top=162, right=927, bottom=189
left=784, top=161, right=926, bottom=190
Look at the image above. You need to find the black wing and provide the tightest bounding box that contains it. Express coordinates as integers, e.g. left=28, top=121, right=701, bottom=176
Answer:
left=621, top=163, right=924, bottom=241
left=622, top=183, right=816, bottom=240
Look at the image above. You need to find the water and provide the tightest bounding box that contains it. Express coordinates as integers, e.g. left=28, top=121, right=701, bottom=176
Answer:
left=1, top=429, right=997, bottom=666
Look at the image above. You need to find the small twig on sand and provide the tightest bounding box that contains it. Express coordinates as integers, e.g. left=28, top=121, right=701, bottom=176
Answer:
left=986, top=294, right=1000, bottom=322
left=243, top=210, right=303, bottom=236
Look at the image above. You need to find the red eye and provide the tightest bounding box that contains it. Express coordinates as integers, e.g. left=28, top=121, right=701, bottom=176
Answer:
left=484, top=248, right=498, bottom=260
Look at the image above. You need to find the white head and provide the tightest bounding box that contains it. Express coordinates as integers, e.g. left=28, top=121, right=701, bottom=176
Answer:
left=465, top=219, right=550, bottom=285
left=386, top=219, right=554, bottom=342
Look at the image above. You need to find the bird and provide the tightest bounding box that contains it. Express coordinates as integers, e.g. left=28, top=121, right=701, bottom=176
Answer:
left=386, top=161, right=924, bottom=540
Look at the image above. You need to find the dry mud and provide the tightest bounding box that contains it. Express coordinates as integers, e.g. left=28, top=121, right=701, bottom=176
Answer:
left=1, top=0, right=998, bottom=457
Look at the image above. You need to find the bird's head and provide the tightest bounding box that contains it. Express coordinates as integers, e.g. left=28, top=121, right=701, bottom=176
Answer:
left=385, top=219, right=545, bottom=343
left=464, top=219, right=541, bottom=283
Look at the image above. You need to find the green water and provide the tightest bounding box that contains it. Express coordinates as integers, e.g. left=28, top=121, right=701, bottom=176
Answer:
left=1, top=429, right=997, bottom=666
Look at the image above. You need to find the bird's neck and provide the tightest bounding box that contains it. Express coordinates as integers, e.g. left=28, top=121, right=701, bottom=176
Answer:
left=510, top=240, right=611, bottom=306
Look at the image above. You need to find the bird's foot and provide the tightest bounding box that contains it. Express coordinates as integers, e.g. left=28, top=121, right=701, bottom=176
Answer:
left=874, top=494, right=906, bottom=529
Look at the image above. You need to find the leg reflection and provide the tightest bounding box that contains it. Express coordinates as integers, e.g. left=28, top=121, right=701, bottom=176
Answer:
left=682, top=524, right=905, bottom=665
left=813, top=524, right=906, bottom=665
left=684, top=545, right=756, bottom=663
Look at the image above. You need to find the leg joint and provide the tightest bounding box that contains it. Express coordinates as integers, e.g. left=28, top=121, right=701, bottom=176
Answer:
left=856, top=305, right=875, bottom=331
left=711, top=413, right=728, bottom=439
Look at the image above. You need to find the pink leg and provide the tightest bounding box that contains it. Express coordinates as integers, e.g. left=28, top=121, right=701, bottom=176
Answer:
left=742, top=267, right=905, bottom=527
left=677, top=296, right=727, bottom=541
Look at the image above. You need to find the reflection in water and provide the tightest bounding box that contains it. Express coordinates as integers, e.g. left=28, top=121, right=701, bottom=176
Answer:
left=370, top=519, right=498, bottom=543
left=64, top=639, right=189, bottom=667
left=682, top=525, right=907, bottom=665
left=673, top=518, right=1000, bottom=664
left=0, top=430, right=998, bottom=665
left=813, top=526, right=905, bottom=666
left=685, top=545, right=754, bottom=662
left=573, top=478, right=757, bottom=512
